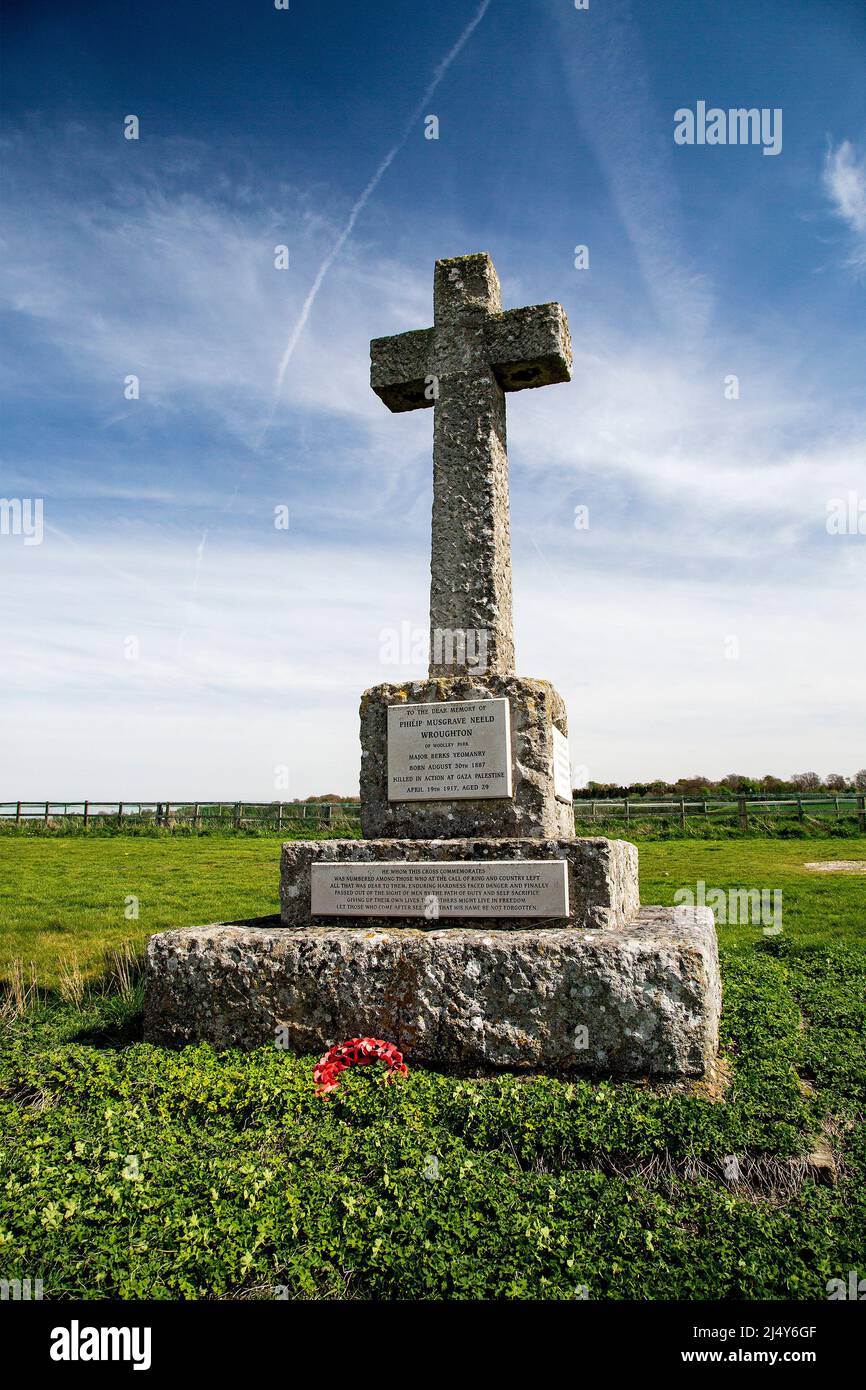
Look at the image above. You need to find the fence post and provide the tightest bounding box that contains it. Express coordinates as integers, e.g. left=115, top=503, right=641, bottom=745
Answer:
left=277, top=802, right=283, bottom=831
left=15, top=801, right=21, bottom=825
left=234, top=802, right=242, bottom=829
left=625, top=798, right=630, bottom=826
left=591, top=800, right=596, bottom=821
left=680, top=798, right=686, bottom=831
left=737, top=796, right=748, bottom=831
left=193, top=802, right=200, bottom=828
left=797, top=796, right=805, bottom=822
left=858, top=794, right=866, bottom=834
left=44, top=801, right=50, bottom=824
left=118, top=802, right=124, bottom=824
left=83, top=799, right=89, bottom=829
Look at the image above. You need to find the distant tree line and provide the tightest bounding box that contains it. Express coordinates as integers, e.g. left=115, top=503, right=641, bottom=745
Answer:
left=304, top=774, right=866, bottom=804
left=302, top=793, right=360, bottom=803
left=572, top=770, right=866, bottom=800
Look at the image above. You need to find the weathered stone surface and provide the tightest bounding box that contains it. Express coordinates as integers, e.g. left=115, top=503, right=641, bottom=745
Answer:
left=360, top=675, right=575, bottom=840
left=369, top=303, right=572, bottom=410
left=281, top=836, right=638, bottom=930
left=143, top=906, right=720, bottom=1078
left=486, top=303, right=573, bottom=391
left=369, top=327, right=435, bottom=412
left=370, top=252, right=573, bottom=679
left=430, top=255, right=513, bottom=677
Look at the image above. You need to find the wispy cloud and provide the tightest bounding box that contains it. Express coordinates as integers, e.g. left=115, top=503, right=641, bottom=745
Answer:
left=506, top=340, right=866, bottom=546
left=270, top=0, right=493, bottom=412
left=6, top=132, right=860, bottom=554
left=823, top=139, right=866, bottom=274
left=552, top=0, right=712, bottom=339
left=2, top=523, right=863, bottom=796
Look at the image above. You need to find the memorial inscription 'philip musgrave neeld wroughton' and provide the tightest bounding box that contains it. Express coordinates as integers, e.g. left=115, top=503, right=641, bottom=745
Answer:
left=144, top=253, right=722, bottom=1080
left=386, top=698, right=512, bottom=802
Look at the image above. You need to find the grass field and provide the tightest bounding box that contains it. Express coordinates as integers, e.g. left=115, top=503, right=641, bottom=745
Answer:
left=1, top=833, right=864, bottom=1299
left=1, top=834, right=863, bottom=984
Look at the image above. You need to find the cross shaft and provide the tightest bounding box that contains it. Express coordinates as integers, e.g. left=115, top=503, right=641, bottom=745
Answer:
left=371, top=253, right=572, bottom=678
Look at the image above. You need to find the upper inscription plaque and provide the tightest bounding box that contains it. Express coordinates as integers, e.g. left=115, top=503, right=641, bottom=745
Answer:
left=387, top=697, right=513, bottom=802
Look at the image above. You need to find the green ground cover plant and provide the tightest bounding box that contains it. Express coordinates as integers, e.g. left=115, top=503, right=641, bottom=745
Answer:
left=0, top=836, right=863, bottom=1299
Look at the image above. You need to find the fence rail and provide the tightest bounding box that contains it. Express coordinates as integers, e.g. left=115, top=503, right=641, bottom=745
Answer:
left=1, top=795, right=864, bottom=832
left=573, top=794, right=866, bottom=831
left=0, top=801, right=361, bottom=828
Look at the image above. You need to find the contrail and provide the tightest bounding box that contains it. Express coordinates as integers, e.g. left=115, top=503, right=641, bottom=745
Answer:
left=177, top=527, right=209, bottom=659
left=191, top=527, right=208, bottom=599
left=269, top=0, right=493, bottom=414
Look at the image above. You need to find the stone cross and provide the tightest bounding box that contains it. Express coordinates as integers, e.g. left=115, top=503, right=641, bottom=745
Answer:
left=370, top=252, right=572, bottom=678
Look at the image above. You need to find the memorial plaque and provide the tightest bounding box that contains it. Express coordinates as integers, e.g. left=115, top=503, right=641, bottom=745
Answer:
left=552, top=725, right=572, bottom=803
left=311, top=859, right=569, bottom=919
left=387, top=697, right=512, bottom=802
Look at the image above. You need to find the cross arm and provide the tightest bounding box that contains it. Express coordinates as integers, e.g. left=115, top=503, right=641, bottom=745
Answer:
left=485, top=303, right=572, bottom=392
left=370, top=327, right=435, bottom=412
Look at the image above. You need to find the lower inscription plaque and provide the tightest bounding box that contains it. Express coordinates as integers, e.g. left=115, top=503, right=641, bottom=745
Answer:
left=311, top=860, right=569, bottom=919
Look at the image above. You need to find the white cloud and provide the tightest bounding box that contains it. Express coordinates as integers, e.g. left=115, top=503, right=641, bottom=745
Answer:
left=505, top=344, right=866, bottom=547
left=4, top=127, right=862, bottom=548
left=2, top=520, right=864, bottom=796
left=823, top=139, right=866, bottom=273
left=0, top=131, right=431, bottom=451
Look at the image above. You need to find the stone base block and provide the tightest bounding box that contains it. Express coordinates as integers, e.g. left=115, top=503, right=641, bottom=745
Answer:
left=143, top=906, right=720, bottom=1078
left=280, top=836, right=640, bottom=930
left=360, top=675, right=575, bottom=839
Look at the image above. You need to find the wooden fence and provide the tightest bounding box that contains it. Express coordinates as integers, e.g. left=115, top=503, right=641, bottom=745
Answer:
left=572, top=794, right=866, bottom=832
left=1, top=795, right=864, bottom=832
left=0, top=801, right=361, bottom=828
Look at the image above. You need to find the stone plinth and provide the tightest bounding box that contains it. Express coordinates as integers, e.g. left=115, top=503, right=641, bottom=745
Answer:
left=360, top=675, right=574, bottom=840
left=143, top=906, right=721, bottom=1078
left=280, top=837, right=639, bottom=931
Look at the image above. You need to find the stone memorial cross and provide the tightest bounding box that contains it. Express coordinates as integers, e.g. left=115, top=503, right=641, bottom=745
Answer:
left=370, top=253, right=572, bottom=679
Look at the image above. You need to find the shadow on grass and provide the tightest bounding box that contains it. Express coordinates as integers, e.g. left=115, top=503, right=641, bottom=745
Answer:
left=1, top=943, right=145, bottom=1049
left=61, top=917, right=282, bottom=1046
left=67, top=990, right=145, bottom=1047
left=2, top=919, right=295, bottom=1052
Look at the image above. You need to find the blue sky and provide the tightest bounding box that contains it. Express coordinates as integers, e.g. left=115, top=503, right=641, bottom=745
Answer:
left=1, top=0, right=864, bottom=798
